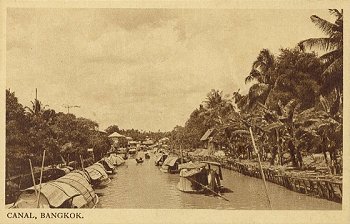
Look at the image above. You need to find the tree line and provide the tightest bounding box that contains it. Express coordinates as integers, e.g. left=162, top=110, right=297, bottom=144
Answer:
left=6, top=91, right=169, bottom=177
left=169, top=10, right=343, bottom=174
left=6, top=90, right=112, bottom=177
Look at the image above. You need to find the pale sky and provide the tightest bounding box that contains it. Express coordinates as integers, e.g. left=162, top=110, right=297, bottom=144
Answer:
left=6, top=8, right=330, bottom=131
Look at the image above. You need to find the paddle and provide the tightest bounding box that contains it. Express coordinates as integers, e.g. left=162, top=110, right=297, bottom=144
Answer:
left=186, top=176, right=230, bottom=202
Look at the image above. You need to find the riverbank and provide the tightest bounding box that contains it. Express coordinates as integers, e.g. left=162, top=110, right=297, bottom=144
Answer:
left=188, top=155, right=342, bottom=203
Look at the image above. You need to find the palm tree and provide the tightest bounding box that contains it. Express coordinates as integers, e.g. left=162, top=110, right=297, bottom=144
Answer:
left=202, top=89, right=234, bottom=126
left=298, top=9, right=343, bottom=95
left=243, top=49, right=276, bottom=110
left=245, top=49, right=276, bottom=85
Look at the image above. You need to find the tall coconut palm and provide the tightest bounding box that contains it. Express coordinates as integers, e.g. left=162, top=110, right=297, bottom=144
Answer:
left=243, top=49, right=276, bottom=110
left=245, top=49, right=276, bottom=85
left=298, top=9, right=343, bottom=95
left=202, top=89, right=234, bottom=126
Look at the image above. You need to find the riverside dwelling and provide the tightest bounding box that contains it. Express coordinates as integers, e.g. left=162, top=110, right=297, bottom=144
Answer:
left=200, top=128, right=217, bottom=151
left=108, top=132, right=126, bottom=145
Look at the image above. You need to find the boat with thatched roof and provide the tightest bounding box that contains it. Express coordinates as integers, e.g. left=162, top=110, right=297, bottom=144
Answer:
left=13, top=171, right=98, bottom=208
left=177, top=161, right=223, bottom=194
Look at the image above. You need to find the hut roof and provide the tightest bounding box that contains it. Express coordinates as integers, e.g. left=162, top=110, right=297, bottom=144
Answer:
left=200, top=128, right=215, bottom=141
left=108, top=154, right=117, bottom=165
left=163, top=156, right=179, bottom=167
left=101, top=157, right=115, bottom=169
left=20, top=172, right=95, bottom=208
left=143, top=140, right=154, bottom=145
left=155, top=153, right=168, bottom=163
left=85, top=163, right=109, bottom=180
left=108, top=132, right=125, bottom=138
left=178, top=161, right=206, bottom=170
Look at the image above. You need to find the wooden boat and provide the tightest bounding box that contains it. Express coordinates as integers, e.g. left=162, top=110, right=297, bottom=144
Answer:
left=107, top=153, right=126, bottom=166
left=84, top=163, right=111, bottom=189
left=135, top=158, right=144, bottom=163
left=99, top=158, right=117, bottom=175
left=160, top=156, right=182, bottom=174
left=13, top=172, right=98, bottom=208
left=5, top=167, right=68, bottom=205
left=154, top=153, right=168, bottom=166
left=177, top=161, right=223, bottom=194
left=122, top=153, right=128, bottom=160
left=128, top=148, right=137, bottom=155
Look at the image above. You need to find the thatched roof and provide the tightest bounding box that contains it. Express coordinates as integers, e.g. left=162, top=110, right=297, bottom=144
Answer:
left=200, top=128, right=215, bottom=141
left=108, top=132, right=125, bottom=138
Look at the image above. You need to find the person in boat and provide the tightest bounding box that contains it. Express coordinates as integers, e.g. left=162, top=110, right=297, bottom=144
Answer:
left=205, top=162, right=223, bottom=194
left=207, top=169, right=221, bottom=194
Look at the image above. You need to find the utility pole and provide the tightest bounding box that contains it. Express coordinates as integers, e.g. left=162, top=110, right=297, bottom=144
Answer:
left=63, top=105, right=80, bottom=114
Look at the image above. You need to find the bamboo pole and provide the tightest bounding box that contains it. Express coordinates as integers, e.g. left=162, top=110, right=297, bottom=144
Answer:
left=28, top=159, right=37, bottom=196
left=180, top=145, right=183, bottom=163
left=80, top=155, right=84, bottom=169
left=36, top=150, right=46, bottom=208
left=187, top=176, right=230, bottom=202
left=249, top=127, right=272, bottom=209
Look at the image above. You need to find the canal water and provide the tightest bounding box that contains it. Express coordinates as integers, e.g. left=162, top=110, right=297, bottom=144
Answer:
left=98, top=154, right=341, bottom=210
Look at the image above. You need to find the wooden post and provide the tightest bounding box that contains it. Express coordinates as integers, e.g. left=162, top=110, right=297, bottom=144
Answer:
left=28, top=159, right=37, bottom=196
left=36, top=150, right=46, bottom=208
left=249, top=127, right=272, bottom=209
left=276, top=129, right=281, bottom=165
left=180, top=145, right=183, bottom=163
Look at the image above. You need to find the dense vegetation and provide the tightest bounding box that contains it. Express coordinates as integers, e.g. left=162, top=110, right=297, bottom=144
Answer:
left=6, top=90, right=170, bottom=177
left=169, top=10, right=343, bottom=174
left=6, top=90, right=112, bottom=177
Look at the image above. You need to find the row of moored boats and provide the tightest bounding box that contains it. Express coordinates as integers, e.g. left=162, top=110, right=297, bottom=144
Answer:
left=8, top=153, right=125, bottom=208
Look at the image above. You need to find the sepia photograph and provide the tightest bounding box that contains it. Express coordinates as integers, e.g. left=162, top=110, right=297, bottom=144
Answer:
left=1, top=0, right=349, bottom=223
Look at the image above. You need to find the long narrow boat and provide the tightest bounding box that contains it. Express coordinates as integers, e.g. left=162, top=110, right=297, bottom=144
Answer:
left=5, top=167, right=69, bottom=205
left=135, top=158, right=144, bottom=163
left=155, top=153, right=168, bottom=166
left=13, top=172, right=98, bottom=208
left=84, top=163, right=111, bottom=189
left=160, top=156, right=182, bottom=173
left=177, top=161, right=223, bottom=194
left=108, top=153, right=126, bottom=166
left=99, top=157, right=117, bottom=175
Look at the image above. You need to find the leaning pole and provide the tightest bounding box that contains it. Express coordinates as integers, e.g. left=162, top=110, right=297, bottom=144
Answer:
left=249, top=127, right=272, bottom=209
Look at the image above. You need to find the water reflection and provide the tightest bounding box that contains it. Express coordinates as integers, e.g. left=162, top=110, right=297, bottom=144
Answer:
left=98, top=155, right=341, bottom=210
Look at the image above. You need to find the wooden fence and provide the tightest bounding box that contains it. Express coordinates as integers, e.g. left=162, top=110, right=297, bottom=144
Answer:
left=189, top=155, right=342, bottom=203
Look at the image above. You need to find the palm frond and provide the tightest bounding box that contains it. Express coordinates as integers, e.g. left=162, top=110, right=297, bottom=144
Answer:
left=24, top=106, right=34, bottom=115
left=245, top=75, right=254, bottom=84
left=245, top=69, right=261, bottom=84
left=322, top=57, right=343, bottom=76
left=247, top=83, right=271, bottom=109
left=298, top=37, right=338, bottom=52
left=328, top=9, right=343, bottom=19
left=310, top=15, right=338, bottom=36
left=252, top=60, right=266, bottom=70
left=319, top=49, right=342, bottom=64
left=319, top=95, right=330, bottom=113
